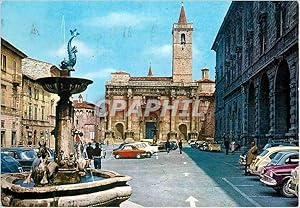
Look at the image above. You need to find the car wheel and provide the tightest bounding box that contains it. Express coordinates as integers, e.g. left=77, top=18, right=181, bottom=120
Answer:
left=280, top=179, right=294, bottom=198
left=136, top=154, right=141, bottom=159
left=115, top=154, right=120, bottom=159
left=146, top=152, right=152, bottom=158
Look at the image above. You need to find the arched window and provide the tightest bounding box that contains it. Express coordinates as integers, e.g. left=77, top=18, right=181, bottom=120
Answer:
left=181, top=33, right=186, bottom=44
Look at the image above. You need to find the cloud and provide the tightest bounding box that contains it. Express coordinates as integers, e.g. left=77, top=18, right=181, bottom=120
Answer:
left=87, top=12, right=150, bottom=28
left=79, top=68, right=117, bottom=80
left=53, top=40, right=96, bottom=58
left=146, top=44, right=172, bottom=58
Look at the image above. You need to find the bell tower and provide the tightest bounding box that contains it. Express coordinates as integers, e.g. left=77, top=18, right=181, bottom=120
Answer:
left=172, top=3, right=193, bottom=83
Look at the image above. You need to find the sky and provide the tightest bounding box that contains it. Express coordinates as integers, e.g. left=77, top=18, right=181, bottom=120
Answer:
left=2, top=0, right=231, bottom=103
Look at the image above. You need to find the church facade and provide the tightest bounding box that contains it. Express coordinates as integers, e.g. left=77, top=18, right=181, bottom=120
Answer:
left=104, top=5, right=215, bottom=143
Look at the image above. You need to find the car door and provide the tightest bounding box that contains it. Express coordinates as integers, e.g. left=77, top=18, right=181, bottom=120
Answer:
left=122, top=145, right=133, bottom=158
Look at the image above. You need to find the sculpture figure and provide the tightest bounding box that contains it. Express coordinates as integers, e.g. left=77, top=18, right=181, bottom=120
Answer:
left=60, top=29, right=80, bottom=71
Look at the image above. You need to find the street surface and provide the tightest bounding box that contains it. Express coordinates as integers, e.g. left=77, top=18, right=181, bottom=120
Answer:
left=102, top=145, right=298, bottom=207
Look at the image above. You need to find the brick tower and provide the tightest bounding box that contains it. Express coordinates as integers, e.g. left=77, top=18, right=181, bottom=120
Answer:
left=172, top=3, right=193, bottom=83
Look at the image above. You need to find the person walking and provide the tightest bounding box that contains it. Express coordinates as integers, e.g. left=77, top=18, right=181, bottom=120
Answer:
left=86, top=142, right=94, bottom=168
left=245, top=141, right=258, bottom=175
left=231, top=141, right=236, bottom=154
left=224, top=138, right=229, bottom=155
left=178, top=139, right=183, bottom=154
left=166, top=140, right=171, bottom=153
left=93, top=143, right=102, bottom=169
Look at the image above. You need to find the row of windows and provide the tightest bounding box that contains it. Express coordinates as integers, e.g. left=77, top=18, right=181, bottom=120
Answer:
left=27, top=86, right=45, bottom=101
left=217, top=2, right=290, bottom=86
left=26, top=105, right=46, bottom=121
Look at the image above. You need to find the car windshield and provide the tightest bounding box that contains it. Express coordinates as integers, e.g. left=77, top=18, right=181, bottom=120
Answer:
left=270, top=152, right=283, bottom=164
left=1, top=154, right=17, bottom=163
left=263, top=144, right=272, bottom=150
left=259, top=150, right=269, bottom=157
left=19, top=150, right=37, bottom=160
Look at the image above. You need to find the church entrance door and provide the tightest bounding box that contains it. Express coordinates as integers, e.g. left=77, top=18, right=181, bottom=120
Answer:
left=145, top=122, right=156, bottom=139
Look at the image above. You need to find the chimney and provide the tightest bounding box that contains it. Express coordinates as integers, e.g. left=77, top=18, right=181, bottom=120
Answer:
left=201, top=67, right=209, bottom=80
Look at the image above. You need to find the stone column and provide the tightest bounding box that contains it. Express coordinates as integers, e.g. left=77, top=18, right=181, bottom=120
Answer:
left=268, top=71, right=276, bottom=136
left=105, top=97, right=114, bottom=144
left=55, top=93, right=74, bottom=159
left=241, top=85, right=248, bottom=146
left=54, top=92, right=80, bottom=184
left=169, top=96, right=177, bottom=140
left=254, top=79, right=260, bottom=138
left=287, top=61, right=298, bottom=138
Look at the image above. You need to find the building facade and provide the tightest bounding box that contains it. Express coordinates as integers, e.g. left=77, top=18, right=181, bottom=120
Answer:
left=21, top=58, right=61, bottom=148
left=105, top=5, right=215, bottom=143
left=1, top=38, right=27, bottom=147
left=212, top=1, right=298, bottom=148
left=73, top=94, right=104, bottom=144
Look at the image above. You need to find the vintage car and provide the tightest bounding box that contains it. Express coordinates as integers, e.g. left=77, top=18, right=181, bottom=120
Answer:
left=132, top=142, right=159, bottom=156
left=188, top=139, right=197, bottom=148
left=1, top=152, right=23, bottom=174
left=249, top=146, right=299, bottom=175
left=262, top=141, right=297, bottom=151
left=157, top=140, right=178, bottom=151
left=1, top=147, right=37, bottom=171
left=113, top=144, right=147, bottom=159
left=260, top=164, right=297, bottom=197
left=199, top=141, right=209, bottom=151
left=208, top=141, right=221, bottom=152
left=288, top=166, right=299, bottom=197
left=260, top=151, right=299, bottom=177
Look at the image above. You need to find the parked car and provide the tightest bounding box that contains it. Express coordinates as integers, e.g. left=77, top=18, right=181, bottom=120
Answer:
left=249, top=146, right=299, bottom=176
left=113, top=144, right=147, bottom=159
left=1, top=147, right=37, bottom=171
left=288, top=166, right=299, bottom=197
left=1, top=152, right=23, bottom=174
left=157, top=140, right=178, bottom=151
left=188, top=139, right=197, bottom=148
left=199, top=141, right=209, bottom=151
left=208, top=141, right=221, bottom=152
left=195, top=140, right=205, bottom=149
left=260, top=151, right=299, bottom=177
left=260, top=163, right=298, bottom=197
left=240, top=142, right=297, bottom=166
left=262, top=141, right=297, bottom=151
left=132, top=142, right=159, bottom=157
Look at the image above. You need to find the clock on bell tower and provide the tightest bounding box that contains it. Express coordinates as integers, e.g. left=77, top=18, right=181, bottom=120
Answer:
left=172, top=3, right=193, bottom=83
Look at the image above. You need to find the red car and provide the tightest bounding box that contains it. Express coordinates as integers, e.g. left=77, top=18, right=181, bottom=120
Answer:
left=260, top=163, right=298, bottom=197
left=113, top=144, right=146, bottom=159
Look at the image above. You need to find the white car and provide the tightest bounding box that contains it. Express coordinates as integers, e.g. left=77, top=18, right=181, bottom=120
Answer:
left=132, top=142, right=159, bottom=156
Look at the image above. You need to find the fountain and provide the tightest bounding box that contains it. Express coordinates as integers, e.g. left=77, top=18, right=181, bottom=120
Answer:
left=1, top=30, right=132, bottom=207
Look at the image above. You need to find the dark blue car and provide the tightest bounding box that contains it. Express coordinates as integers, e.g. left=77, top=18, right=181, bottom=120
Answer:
left=1, top=152, right=23, bottom=174
left=1, top=147, right=37, bottom=171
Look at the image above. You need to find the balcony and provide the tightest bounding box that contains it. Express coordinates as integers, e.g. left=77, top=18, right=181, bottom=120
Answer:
left=12, top=74, right=22, bottom=85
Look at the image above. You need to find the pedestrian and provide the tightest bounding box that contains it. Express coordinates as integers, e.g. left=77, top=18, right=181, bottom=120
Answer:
left=224, top=138, right=229, bottom=155
left=86, top=142, right=94, bottom=167
left=166, top=140, right=171, bottom=153
left=93, top=142, right=102, bottom=169
left=231, top=141, right=236, bottom=154
left=178, top=139, right=183, bottom=154
left=245, top=141, right=258, bottom=175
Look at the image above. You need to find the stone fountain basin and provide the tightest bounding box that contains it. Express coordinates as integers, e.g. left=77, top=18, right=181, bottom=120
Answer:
left=36, top=77, right=93, bottom=95
left=1, top=169, right=132, bottom=207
